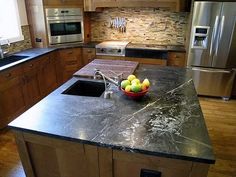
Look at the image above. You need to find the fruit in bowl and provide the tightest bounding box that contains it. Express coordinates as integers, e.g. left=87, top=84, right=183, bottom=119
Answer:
left=120, top=75, right=150, bottom=98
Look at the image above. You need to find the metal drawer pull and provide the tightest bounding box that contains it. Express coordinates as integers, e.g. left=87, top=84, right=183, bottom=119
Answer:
left=29, top=64, right=33, bottom=67
left=140, top=169, right=161, bottom=177
left=192, top=67, right=231, bottom=73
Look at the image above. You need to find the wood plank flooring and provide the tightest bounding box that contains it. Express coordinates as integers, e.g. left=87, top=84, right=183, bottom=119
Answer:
left=0, top=97, right=236, bottom=177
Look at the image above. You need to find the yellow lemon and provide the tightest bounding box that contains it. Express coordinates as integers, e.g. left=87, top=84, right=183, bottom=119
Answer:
left=142, top=78, right=150, bottom=87
left=127, top=74, right=136, bottom=82
left=125, top=85, right=132, bottom=92
left=131, top=78, right=140, bottom=85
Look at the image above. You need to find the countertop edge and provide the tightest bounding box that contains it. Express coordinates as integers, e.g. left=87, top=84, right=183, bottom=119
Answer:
left=8, top=126, right=215, bottom=164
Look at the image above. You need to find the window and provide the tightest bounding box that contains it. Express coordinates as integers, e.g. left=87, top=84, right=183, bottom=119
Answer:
left=0, top=0, right=24, bottom=44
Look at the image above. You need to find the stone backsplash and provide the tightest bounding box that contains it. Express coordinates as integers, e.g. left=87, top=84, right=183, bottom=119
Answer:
left=91, top=8, right=189, bottom=45
left=2, top=25, right=32, bottom=54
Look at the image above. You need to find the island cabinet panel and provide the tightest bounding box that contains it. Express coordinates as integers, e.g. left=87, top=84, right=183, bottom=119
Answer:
left=112, top=150, right=193, bottom=177
left=21, top=59, right=42, bottom=108
left=167, top=52, right=186, bottom=67
left=38, top=53, right=58, bottom=97
left=57, top=48, right=83, bottom=83
left=82, top=48, right=96, bottom=66
left=0, top=66, right=26, bottom=129
left=14, top=131, right=99, bottom=177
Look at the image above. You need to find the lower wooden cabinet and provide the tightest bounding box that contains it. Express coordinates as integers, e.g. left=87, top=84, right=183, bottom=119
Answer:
left=14, top=131, right=210, bottom=177
left=167, top=52, right=186, bottom=67
left=38, top=53, right=58, bottom=97
left=57, top=48, right=83, bottom=83
left=22, top=59, right=41, bottom=108
left=82, top=48, right=96, bottom=65
left=0, top=52, right=60, bottom=129
left=95, top=55, right=167, bottom=66
left=0, top=66, right=26, bottom=129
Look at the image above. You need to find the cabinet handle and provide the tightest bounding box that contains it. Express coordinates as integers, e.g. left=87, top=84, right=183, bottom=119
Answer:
left=87, top=50, right=92, bottom=53
left=5, top=73, right=11, bottom=78
left=67, top=51, right=73, bottom=54
left=29, top=64, right=34, bottom=67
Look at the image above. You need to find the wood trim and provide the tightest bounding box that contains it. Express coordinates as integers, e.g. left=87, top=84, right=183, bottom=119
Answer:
left=113, top=150, right=192, bottom=170
left=98, top=147, right=113, bottom=177
left=13, top=130, right=36, bottom=177
left=85, top=145, right=100, bottom=177
left=189, top=162, right=210, bottom=177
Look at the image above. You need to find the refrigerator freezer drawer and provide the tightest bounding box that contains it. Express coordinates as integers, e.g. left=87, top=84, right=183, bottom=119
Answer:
left=191, top=67, right=236, bottom=98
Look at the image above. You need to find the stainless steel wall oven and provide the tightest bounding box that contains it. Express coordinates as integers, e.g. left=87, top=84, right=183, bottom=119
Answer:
left=46, top=8, right=84, bottom=45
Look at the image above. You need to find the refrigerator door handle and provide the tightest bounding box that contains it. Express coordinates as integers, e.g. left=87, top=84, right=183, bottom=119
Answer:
left=210, top=16, right=219, bottom=57
left=215, top=15, right=225, bottom=57
left=192, top=67, right=231, bottom=73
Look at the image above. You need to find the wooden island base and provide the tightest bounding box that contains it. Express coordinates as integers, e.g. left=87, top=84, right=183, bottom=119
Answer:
left=13, top=130, right=210, bottom=177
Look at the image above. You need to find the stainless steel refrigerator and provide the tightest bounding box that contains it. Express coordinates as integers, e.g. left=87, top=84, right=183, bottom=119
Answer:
left=187, top=1, right=236, bottom=100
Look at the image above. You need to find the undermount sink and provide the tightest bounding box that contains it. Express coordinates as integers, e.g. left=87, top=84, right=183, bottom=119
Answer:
left=0, top=55, right=29, bottom=67
left=62, top=80, right=110, bottom=97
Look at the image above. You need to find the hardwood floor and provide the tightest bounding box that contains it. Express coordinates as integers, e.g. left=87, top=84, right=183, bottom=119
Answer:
left=0, top=97, right=235, bottom=177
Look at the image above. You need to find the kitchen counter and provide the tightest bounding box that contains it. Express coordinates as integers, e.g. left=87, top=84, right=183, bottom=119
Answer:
left=9, top=64, right=215, bottom=164
left=0, top=48, right=56, bottom=71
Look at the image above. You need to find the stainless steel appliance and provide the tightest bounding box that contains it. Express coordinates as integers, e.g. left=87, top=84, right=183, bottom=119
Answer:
left=188, top=1, right=236, bottom=100
left=96, top=41, right=129, bottom=56
left=46, top=8, right=84, bottom=45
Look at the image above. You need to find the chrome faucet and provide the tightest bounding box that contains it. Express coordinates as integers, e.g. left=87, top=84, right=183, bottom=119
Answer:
left=93, top=68, right=123, bottom=99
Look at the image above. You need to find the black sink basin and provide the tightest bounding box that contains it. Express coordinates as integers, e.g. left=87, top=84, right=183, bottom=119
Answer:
left=62, top=80, right=109, bottom=97
left=0, top=55, right=29, bottom=67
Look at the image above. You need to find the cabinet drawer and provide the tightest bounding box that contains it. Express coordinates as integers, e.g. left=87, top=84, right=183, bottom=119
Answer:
left=0, top=65, right=23, bottom=83
left=59, top=49, right=81, bottom=62
left=168, top=52, right=186, bottom=67
left=22, top=59, right=40, bottom=73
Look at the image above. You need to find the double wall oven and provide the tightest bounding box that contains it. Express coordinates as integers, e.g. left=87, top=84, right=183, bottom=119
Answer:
left=46, top=8, right=84, bottom=45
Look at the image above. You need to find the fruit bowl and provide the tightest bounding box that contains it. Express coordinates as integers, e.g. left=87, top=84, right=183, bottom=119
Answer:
left=121, top=87, right=149, bottom=99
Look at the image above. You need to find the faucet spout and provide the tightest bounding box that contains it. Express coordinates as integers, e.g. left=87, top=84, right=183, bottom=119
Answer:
left=93, top=69, right=122, bottom=87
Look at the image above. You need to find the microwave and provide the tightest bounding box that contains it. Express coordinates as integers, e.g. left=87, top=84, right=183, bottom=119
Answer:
left=45, top=8, right=84, bottom=45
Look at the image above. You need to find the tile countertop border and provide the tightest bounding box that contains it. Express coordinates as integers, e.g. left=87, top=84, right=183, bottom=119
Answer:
left=0, top=42, right=185, bottom=71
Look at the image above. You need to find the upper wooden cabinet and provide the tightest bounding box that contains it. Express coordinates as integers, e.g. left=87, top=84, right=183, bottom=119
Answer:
left=84, top=0, right=189, bottom=12
left=43, top=0, right=83, bottom=7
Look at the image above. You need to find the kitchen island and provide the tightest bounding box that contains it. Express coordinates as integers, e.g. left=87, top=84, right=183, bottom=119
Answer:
left=9, top=64, right=215, bottom=177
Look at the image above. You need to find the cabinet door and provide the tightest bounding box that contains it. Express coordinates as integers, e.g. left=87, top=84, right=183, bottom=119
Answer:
left=58, top=48, right=82, bottom=83
left=0, top=67, right=26, bottom=129
left=22, top=60, right=41, bottom=108
left=39, top=54, right=58, bottom=97
left=167, top=52, right=186, bottom=67
left=82, top=48, right=95, bottom=65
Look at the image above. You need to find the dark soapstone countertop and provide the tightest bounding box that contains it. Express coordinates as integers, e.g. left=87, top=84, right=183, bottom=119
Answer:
left=0, top=48, right=56, bottom=71
left=9, top=64, right=215, bottom=164
left=126, top=43, right=186, bottom=52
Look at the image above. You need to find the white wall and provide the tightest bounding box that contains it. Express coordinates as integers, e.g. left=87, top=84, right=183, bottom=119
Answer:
left=17, top=0, right=28, bottom=26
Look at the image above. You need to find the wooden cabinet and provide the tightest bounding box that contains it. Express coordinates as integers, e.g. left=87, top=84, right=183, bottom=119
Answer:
left=57, top=48, right=83, bottom=83
left=43, top=0, right=83, bottom=7
left=84, top=0, right=189, bottom=12
left=14, top=130, right=210, bottom=177
left=0, top=66, right=26, bottom=129
left=167, top=52, right=186, bottom=67
left=82, top=48, right=96, bottom=65
left=95, top=55, right=167, bottom=66
left=22, top=59, right=42, bottom=108
left=38, top=53, right=58, bottom=97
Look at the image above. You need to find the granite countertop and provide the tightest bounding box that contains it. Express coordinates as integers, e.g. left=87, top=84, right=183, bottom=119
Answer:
left=0, top=48, right=56, bottom=71
left=9, top=64, right=215, bottom=164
